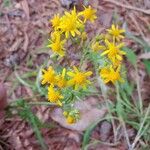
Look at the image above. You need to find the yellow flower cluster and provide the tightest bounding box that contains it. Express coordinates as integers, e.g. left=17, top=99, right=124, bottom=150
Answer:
left=63, top=110, right=79, bottom=124
left=48, top=6, right=97, bottom=56
left=40, top=6, right=127, bottom=125
left=41, top=66, right=92, bottom=123
left=91, top=24, right=125, bottom=84
left=41, top=67, right=66, bottom=106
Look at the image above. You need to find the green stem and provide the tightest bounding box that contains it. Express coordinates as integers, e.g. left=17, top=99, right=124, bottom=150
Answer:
left=130, top=104, right=150, bottom=150
left=29, top=102, right=56, bottom=106
left=135, top=63, right=143, bottom=114
left=92, top=58, right=117, bottom=143
left=115, top=83, right=131, bottom=149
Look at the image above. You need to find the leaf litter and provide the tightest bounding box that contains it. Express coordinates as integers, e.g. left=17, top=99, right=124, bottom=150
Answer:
left=0, top=0, right=150, bottom=149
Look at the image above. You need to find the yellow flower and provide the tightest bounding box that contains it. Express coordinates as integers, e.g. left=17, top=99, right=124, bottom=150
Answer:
left=41, top=66, right=56, bottom=85
left=63, top=111, right=68, bottom=117
left=51, top=14, right=61, bottom=29
left=50, top=31, right=61, bottom=41
left=101, top=40, right=126, bottom=64
left=81, top=31, right=87, bottom=41
left=66, top=116, right=75, bottom=124
left=67, top=66, right=92, bottom=90
left=48, top=85, right=64, bottom=106
left=59, top=7, right=82, bottom=38
left=56, top=68, right=67, bottom=88
left=91, top=41, right=105, bottom=52
left=100, top=65, right=124, bottom=84
left=79, top=5, right=97, bottom=22
left=107, top=24, right=125, bottom=41
left=48, top=34, right=65, bottom=56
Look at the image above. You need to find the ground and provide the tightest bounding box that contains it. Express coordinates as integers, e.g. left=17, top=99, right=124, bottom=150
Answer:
left=0, top=0, right=150, bottom=150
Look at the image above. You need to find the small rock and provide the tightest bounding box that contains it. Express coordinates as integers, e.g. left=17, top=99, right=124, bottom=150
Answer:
left=60, top=0, right=82, bottom=9
left=4, top=53, right=20, bottom=68
left=8, top=10, right=24, bottom=17
left=99, top=121, right=112, bottom=142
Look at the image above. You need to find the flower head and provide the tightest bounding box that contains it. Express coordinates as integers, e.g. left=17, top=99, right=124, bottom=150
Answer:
left=63, top=110, right=79, bottom=124
left=48, top=85, right=64, bottom=106
left=59, top=7, right=83, bottom=38
left=56, top=68, right=67, bottom=88
left=107, top=24, right=125, bottom=41
left=67, top=66, right=92, bottom=90
left=48, top=34, right=66, bottom=56
left=51, top=14, right=61, bottom=29
left=41, top=66, right=56, bottom=85
left=81, top=31, right=87, bottom=41
left=66, top=116, right=75, bottom=124
left=63, top=111, right=68, bottom=117
left=50, top=31, right=61, bottom=41
left=100, top=65, right=124, bottom=84
left=101, top=40, right=126, bottom=65
left=79, top=6, right=97, bottom=22
left=91, top=41, right=105, bottom=52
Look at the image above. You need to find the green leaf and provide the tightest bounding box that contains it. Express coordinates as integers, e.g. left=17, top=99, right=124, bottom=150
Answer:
left=123, top=47, right=137, bottom=65
left=82, top=120, right=99, bottom=149
left=16, top=100, right=47, bottom=150
left=143, top=60, right=150, bottom=75
left=2, top=0, right=11, bottom=7
left=116, top=99, right=125, bottom=119
left=35, top=67, right=46, bottom=96
left=82, top=118, right=108, bottom=149
left=15, top=71, right=34, bottom=88
left=29, top=111, right=47, bottom=150
left=121, top=79, right=134, bottom=96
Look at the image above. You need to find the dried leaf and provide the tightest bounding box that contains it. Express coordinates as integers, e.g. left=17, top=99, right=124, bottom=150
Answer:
left=144, top=0, right=150, bottom=9
left=139, top=52, right=150, bottom=59
left=8, top=38, right=23, bottom=52
left=23, top=32, right=29, bottom=52
left=51, top=98, right=107, bottom=131
left=0, top=83, right=7, bottom=110
left=20, top=0, right=30, bottom=20
left=99, top=11, right=113, bottom=27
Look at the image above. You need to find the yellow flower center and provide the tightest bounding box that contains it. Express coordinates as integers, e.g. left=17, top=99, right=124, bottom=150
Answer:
left=112, top=29, right=120, bottom=36
left=65, top=19, right=76, bottom=31
left=49, top=91, right=60, bottom=102
left=110, top=71, right=120, bottom=81
left=57, top=79, right=66, bottom=88
left=110, top=44, right=118, bottom=55
left=53, top=42, right=61, bottom=51
left=66, top=116, right=75, bottom=124
left=74, top=73, right=86, bottom=84
left=84, top=9, right=93, bottom=19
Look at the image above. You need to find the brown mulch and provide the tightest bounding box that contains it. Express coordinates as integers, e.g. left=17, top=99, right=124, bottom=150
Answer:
left=0, top=0, right=150, bottom=149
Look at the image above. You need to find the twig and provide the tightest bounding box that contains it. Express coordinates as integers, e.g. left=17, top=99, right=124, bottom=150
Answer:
left=104, top=0, right=150, bottom=15
left=128, top=13, right=147, bottom=43
left=130, top=104, right=150, bottom=150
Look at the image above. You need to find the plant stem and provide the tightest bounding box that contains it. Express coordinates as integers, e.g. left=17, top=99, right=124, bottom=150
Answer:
left=135, top=63, right=143, bottom=114
left=92, top=59, right=117, bottom=143
left=130, top=104, right=150, bottom=150
left=116, top=83, right=131, bottom=149
left=29, top=102, right=56, bottom=106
